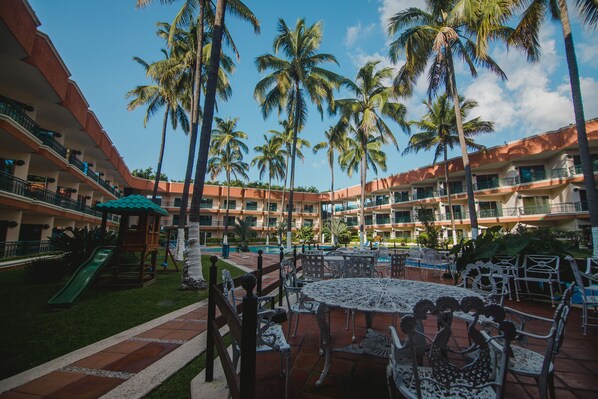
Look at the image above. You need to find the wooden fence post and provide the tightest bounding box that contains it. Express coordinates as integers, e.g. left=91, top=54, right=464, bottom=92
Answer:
left=240, top=274, right=257, bottom=399
left=293, top=246, right=297, bottom=270
left=256, top=250, right=263, bottom=296
left=205, top=255, right=218, bottom=382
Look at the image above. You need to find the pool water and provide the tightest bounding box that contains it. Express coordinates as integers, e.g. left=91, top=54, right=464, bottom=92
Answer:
left=201, top=245, right=334, bottom=254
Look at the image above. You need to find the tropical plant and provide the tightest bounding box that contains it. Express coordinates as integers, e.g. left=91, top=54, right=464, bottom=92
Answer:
left=207, top=117, right=249, bottom=244
left=387, top=0, right=532, bottom=240
left=414, top=207, right=441, bottom=249
left=131, top=167, right=169, bottom=182
left=251, top=134, right=285, bottom=245
left=255, top=18, right=345, bottom=249
left=313, top=126, right=348, bottom=246
left=233, top=217, right=256, bottom=252
left=49, top=227, right=117, bottom=275
left=510, top=0, right=598, bottom=257
left=295, top=225, right=315, bottom=244
left=126, top=50, right=189, bottom=200
left=334, top=60, right=409, bottom=248
left=322, top=218, right=349, bottom=247
left=270, top=120, right=311, bottom=223
left=275, top=220, right=287, bottom=246
left=403, top=93, right=492, bottom=245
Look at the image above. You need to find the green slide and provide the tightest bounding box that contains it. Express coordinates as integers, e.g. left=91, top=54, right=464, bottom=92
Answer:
left=48, top=246, right=116, bottom=307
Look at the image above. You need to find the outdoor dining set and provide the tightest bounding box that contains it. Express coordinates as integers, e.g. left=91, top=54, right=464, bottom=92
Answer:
left=220, top=247, right=598, bottom=399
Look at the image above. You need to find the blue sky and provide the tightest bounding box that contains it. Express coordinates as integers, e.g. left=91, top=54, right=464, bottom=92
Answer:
left=28, top=0, right=598, bottom=192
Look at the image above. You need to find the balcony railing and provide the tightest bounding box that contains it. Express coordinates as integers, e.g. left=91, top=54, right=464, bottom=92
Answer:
left=0, top=171, right=105, bottom=219
left=346, top=220, right=358, bottom=226
left=0, top=240, right=56, bottom=260
left=394, top=216, right=411, bottom=223
left=519, top=202, right=581, bottom=216
left=375, top=217, right=391, bottom=225
left=245, top=205, right=258, bottom=211
left=413, top=190, right=437, bottom=200
left=335, top=204, right=358, bottom=212
left=569, top=162, right=598, bottom=176
left=68, top=153, right=86, bottom=173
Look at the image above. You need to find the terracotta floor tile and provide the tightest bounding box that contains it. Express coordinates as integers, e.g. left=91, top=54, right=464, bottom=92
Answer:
left=557, top=371, right=598, bottom=391
left=104, top=342, right=179, bottom=373
left=12, top=371, right=86, bottom=396
left=134, top=328, right=172, bottom=339
left=70, top=351, right=127, bottom=369
left=161, top=329, right=200, bottom=341
left=179, top=321, right=207, bottom=331
left=0, top=392, right=41, bottom=399
left=103, top=340, right=149, bottom=354
left=45, top=375, right=124, bottom=399
left=155, top=320, right=189, bottom=330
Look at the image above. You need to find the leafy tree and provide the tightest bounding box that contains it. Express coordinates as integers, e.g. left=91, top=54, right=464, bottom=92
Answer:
left=334, top=60, right=409, bottom=248
left=132, top=167, right=169, bottom=182
left=415, top=207, right=441, bottom=249
left=255, top=18, right=345, bottom=249
left=233, top=217, right=256, bottom=252
left=295, top=225, right=315, bottom=244
left=403, top=94, right=492, bottom=245
left=322, top=218, right=349, bottom=247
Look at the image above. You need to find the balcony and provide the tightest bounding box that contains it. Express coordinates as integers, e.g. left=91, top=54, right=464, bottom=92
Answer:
left=478, top=209, right=503, bottom=218
left=346, top=220, right=358, bottom=226
left=245, top=204, right=258, bottom=211
left=0, top=171, right=111, bottom=220
left=0, top=240, right=56, bottom=260
left=394, top=193, right=411, bottom=203
left=519, top=202, right=582, bottom=216
left=335, top=204, right=358, bottom=212
left=393, top=216, right=411, bottom=223
left=413, top=191, right=437, bottom=200
left=569, top=162, right=598, bottom=176
left=375, top=217, right=391, bottom=225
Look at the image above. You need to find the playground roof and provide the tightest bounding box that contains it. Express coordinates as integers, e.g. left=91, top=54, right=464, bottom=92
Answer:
left=94, top=195, right=169, bottom=216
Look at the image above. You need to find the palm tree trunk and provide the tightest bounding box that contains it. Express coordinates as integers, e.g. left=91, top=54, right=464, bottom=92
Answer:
left=224, top=170, right=231, bottom=243
left=280, top=149, right=289, bottom=221
left=446, top=49, right=478, bottom=239
left=152, top=108, right=169, bottom=200
left=266, top=176, right=272, bottom=246
left=180, top=0, right=226, bottom=290
left=444, top=148, right=457, bottom=245
left=557, top=0, right=598, bottom=257
left=286, top=85, right=302, bottom=250
left=175, top=1, right=205, bottom=261
left=330, top=150, right=336, bottom=246
left=359, top=148, right=367, bottom=249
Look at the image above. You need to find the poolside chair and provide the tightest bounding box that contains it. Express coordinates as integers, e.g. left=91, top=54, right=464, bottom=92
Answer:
left=457, top=261, right=510, bottom=306
left=221, top=270, right=291, bottom=399
left=301, top=252, right=329, bottom=281
left=390, top=253, right=407, bottom=279
left=586, top=257, right=598, bottom=275
left=492, top=254, right=521, bottom=300
left=387, top=296, right=517, bottom=399
left=502, top=283, right=574, bottom=399
left=566, top=256, right=598, bottom=335
left=406, top=246, right=424, bottom=268
left=421, top=248, right=452, bottom=271
left=514, top=255, right=562, bottom=306
left=375, top=247, right=392, bottom=277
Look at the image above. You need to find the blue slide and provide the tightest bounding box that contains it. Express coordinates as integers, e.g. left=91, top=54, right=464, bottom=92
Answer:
left=48, top=246, right=116, bottom=307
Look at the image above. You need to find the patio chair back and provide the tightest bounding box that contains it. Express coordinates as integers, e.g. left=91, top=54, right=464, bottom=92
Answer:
left=388, top=296, right=517, bottom=399
left=301, top=253, right=326, bottom=281
left=566, top=256, right=598, bottom=335
left=587, top=257, right=598, bottom=275
left=342, top=255, right=375, bottom=278
left=459, top=261, right=510, bottom=305
left=303, top=249, right=324, bottom=256
left=516, top=255, right=562, bottom=306
left=390, top=253, right=407, bottom=279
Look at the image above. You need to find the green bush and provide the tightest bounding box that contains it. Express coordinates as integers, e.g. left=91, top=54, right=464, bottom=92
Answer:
left=49, top=227, right=117, bottom=275
left=24, top=257, right=66, bottom=283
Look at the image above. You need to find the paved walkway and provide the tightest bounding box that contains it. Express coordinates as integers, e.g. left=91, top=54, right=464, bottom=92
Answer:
left=0, top=252, right=278, bottom=399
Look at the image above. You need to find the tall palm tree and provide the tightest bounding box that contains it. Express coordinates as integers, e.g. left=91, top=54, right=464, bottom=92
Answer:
left=252, top=135, right=285, bottom=245
left=270, top=120, right=311, bottom=222
left=208, top=117, right=249, bottom=246
left=340, top=134, right=389, bottom=246
left=126, top=52, right=190, bottom=201
left=510, top=0, right=598, bottom=255
left=313, top=126, right=348, bottom=246
left=334, top=61, right=409, bottom=248
left=403, top=94, right=493, bottom=245
left=255, top=18, right=345, bottom=250
left=387, top=0, right=532, bottom=239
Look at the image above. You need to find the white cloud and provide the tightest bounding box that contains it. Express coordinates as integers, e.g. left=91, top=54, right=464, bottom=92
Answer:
left=578, top=40, right=598, bottom=68
left=378, top=0, right=426, bottom=34
left=344, top=23, right=376, bottom=47
left=464, top=74, right=517, bottom=131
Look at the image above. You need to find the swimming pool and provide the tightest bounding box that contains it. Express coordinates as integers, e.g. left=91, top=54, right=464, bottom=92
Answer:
left=201, top=245, right=334, bottom=254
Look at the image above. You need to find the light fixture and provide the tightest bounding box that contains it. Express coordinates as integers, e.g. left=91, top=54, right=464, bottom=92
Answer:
left=47, top=177, right=56, bottom=183
left=8, top=221, right=18, bottom=228
left=87, top=163, right=94, bottom=167
left=52, top=132, right=62, bottom=138
left=85, top=195, right=92, bottom=199
left=42, top=224, right=50, bottom=230
left=98, top=172, right=105, bottom=176
left=517, top=195, right=522, bottom=199
left=566, top=154, right=573, bottom=159
left=70, top=188, right=77, bottom=193
left=14, top=160, right=25, bottom=166
left=573, top=187, right=579, bottom=192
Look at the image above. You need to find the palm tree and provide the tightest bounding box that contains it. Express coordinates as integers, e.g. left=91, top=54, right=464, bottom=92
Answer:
left=270, top=120, right=311, bottom=223
left=255, top=18, right=345, bottom=250
left=126, top=52, right=190, bottom=201
left=510, top=0, right=598, bottom=255
left=334, top=61, right=409, bottom=248
left=322, top=218, right=349, bottom=248
left=207, top=117, right=249, bottom=246
left=251, top=135, right=285, bottom=245
left=340, top=134, right=389, bottom=247
left=403, top=94, right=493, bottom=245
left=313, top=126, right=348, bottom=246
left=387, top=0, right=531, bottom=239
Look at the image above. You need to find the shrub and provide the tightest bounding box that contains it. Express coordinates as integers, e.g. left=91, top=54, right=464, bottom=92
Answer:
left=50, top=227, right=117, bottom=275
left=24, top=257, right=66, bottom=283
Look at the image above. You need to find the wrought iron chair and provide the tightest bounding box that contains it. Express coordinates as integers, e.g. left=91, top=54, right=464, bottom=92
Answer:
left=340, top=255, right=376, bottom=342
left=422, top=248, right=452, bottom=271
left=566, top=256, right=598, bottom=335
left=301, top=252, right=330, bottom=281
left=387, top=296, right=517, bottom=399
left=457, top=261, right=510, bottom=306
left=492, top=254, right=521, bottom=300
left=280, top=258, right=322, bottom=337
left=586, top=257, right=598, bottom=275
left=514, top=255, right=562, bottom=306
left=390, top=252, right=407, bottom=279
left=406, top=246, right=425, bottom=268
left=502, top=283, right=574, bottom=399
left=375, top=246, right=392, bottom=277
left=221, top=270, right=291, bottom=399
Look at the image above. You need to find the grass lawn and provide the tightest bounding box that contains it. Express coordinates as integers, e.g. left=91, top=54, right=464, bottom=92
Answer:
left=0, top=253, right=244, bottom=380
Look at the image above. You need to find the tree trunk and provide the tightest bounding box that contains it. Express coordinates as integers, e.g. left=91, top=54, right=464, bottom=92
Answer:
left=175, top=1, right=205, bottom=261
left=223, top=170, right=231, bottom=244
left=280, top=149, right=289, bottom=221
left=266, top=176, right=271, bottom=246
left=152, top=108, right=169, bottom=200
left=444, top=148, right=457, bottom=245
left=286, top=85, right=302, bottom=250
left=446, top=49, right=478, bottom=239
left=359, top=145, right=367, bottom=249
left=330, top=150, right=336, bottom=246
left=557, top=0, right=598, bottom=257
left=180, top=0, right=226, bottom=290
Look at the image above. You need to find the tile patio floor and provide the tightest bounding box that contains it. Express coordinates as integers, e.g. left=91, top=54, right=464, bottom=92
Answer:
left=0, top=252, right=597, bottom=398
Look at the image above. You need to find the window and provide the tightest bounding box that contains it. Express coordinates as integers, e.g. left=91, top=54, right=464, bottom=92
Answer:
left=174, top=197, right=182, bottom=207
left=375, top=195, right=389, bottom=206
left=0, top=158, right=15, bottom=175
left=269, top=203, right=277, bottom=212
left=246, top=216, right=257, bottom=226
left=449, top=181, right=463, bottom=194
left=221, top=200, right=236, bottom=209
left=173, top=214, right=187, bottom=226
left=522, top=196, right=549, bottom=215
left=304, top=204, right=314, bottom=213
left=476, top=174, right=499, bottom=190
left=375, top=214, right=390, bottom=224
left=149, top=196, right=162, bottom=206
left=199, top=215, right=212, bottom=226
left=225, top=216, right=236, bottom=226
left=395, top=230, right=411, bottom=238
left=268, top=217, right=277, bottom=227
left=303, top=219, right=313, bottom=227
left=394, top=191, right=410, bottom=202
left=519, top=165, right=546, bottom=183
left=415, top=187, right=434, bottom=199
left=394, top=211, right=411, bottom=223
left=200, top=198, right=213, bottom=209
left=365, top=215, right=373, bottom=225
left=245, top=201, right=258, bottom=210
left=478, top=201, right=501, bottom=218
left=444, top=205, right=463, bottom=219
left=346, top=217, right=358, bottom=226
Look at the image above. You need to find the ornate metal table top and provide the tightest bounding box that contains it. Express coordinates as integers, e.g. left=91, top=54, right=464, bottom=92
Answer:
left=302, top=278, right=481, bottom=314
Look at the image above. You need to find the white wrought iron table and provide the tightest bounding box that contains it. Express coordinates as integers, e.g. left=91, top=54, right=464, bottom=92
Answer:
left=302, top=278, right=481, bottom=386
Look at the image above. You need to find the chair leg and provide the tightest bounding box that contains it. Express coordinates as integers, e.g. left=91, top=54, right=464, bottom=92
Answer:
left=287, top=312, right=293, bottom=337
left=583, top=303, right=588, bottom=336
left=351, top=309, right=356, bottom=343
left=549, top=282, right=555, bottom=307
left=293, top=313, right=300, bottom=337
left=548, top=372, right=556, bottom=399
left=515, top=278, right=521, bottom=302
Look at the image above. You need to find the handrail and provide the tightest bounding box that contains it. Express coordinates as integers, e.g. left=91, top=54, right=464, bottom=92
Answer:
left=0, top=240, right=57, bottom=260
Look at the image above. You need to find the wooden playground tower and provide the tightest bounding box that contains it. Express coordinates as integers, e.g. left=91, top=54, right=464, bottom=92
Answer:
left=96, top=195, right=170, bottom=287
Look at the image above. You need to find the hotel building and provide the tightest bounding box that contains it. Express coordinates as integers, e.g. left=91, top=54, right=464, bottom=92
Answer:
left=1, top=0, right=597, bottom=254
